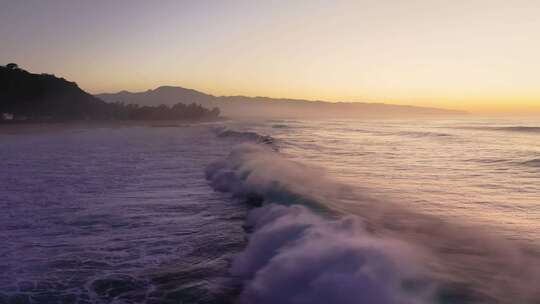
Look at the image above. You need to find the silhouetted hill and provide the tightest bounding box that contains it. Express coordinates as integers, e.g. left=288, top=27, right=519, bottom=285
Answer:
left=0, top=65, right=114, bottom=120
left=97, top=86, right=466, bottom=118
left=0, top=65, right=220, bottom=122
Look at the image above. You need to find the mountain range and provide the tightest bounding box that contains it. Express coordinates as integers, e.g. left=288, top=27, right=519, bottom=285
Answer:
left=97, top=86, right=466, bottom=119
left=1, top=62, right=465, bottom=120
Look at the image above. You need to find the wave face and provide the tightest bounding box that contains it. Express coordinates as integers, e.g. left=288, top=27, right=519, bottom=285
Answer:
left=205, top=144, right=346, bottom=208
left=208, top=119, right=540, bottom=304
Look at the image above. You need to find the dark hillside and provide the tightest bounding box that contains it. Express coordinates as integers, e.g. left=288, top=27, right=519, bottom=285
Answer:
left=0, top=64, right=220, bottom=122
left=0, top=64, right=112, bottom=120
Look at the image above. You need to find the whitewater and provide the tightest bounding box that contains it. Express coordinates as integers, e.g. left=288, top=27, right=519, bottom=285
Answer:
left=1, top=118, right=539, bottom=303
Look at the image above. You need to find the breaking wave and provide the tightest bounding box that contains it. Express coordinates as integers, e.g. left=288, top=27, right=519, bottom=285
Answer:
left=206, top=141, right=540, bottom=304
left=521, top=158, right=540, bottom=168
left=471, top=157, right=540, bottom=168
left=460, top=126, right=540, bottom=134
left=496, top=126, right=540, bottom=133
left=396, top=131, right=453, bottom=138
left=206, top=144, right=436, bottom=304
left=214, top=127, right=275, bottom=145
left=352, top=129, right=453, bottom=138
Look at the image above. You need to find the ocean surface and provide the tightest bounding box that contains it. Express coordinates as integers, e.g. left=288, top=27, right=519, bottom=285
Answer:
left=1, top=118, right=539, bottom=304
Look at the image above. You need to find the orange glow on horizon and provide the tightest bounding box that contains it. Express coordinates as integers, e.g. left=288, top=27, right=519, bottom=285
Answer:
left=3, top=0, right=540, bottom=114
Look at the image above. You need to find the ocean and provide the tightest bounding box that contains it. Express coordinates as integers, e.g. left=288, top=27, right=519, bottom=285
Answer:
left=1, top=118, right=539, bottom=303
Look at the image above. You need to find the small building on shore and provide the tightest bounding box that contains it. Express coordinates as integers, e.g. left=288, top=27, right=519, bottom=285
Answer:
left=1, top=113, right=14, bottom=121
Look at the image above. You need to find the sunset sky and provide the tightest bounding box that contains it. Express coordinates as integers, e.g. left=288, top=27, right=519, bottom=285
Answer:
left=1, top=0, right=539, bottom=113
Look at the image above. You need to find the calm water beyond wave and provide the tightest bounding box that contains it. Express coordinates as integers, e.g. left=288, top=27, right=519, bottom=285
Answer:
left=1, top=118, right=539, bottom=304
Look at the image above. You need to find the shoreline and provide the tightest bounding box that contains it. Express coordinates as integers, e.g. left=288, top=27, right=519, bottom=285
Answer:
left=0, top=118, right=228, bottom=134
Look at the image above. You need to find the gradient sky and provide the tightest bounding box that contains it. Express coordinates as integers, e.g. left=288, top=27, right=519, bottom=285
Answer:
left=1, top=0, right=539, bottom=113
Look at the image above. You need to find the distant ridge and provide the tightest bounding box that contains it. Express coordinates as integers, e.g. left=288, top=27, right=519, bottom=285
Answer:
left=98, top=86, right=215, bottom=109
left=97, top=86, right=466, bottom=118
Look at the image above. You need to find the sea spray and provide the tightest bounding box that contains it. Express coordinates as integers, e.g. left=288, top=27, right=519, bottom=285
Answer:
left=207, top=138, right=540, bottom=303
left=205, top=143, right=355, bottom=212
left=206, top=143, right=438, bottom=303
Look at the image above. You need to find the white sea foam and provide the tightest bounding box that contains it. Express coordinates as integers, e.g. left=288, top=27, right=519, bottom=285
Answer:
left=231, top=204, right=435, bottom=304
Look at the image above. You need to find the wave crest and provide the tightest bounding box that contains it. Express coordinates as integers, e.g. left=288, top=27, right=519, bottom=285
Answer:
left=205, top=143, right=351, bottom=209
left=214, top=127, right=274, bottom=145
